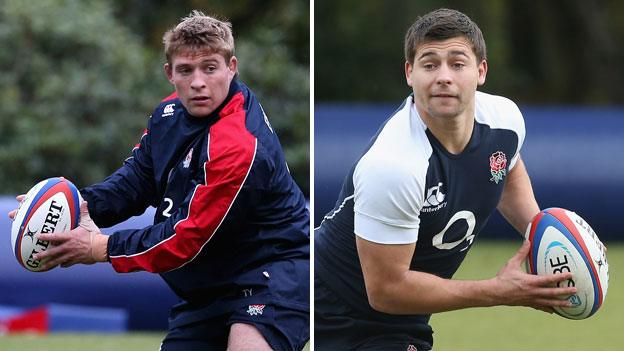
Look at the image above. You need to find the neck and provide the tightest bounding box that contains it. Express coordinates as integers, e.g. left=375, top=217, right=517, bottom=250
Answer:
left=416, top=103, right=475, bottom=155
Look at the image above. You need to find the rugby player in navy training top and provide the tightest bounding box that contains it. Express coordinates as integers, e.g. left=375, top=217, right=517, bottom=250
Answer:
left=314, top=8, right=577, bottom=351
left=9, top=11, right=309, bottom=351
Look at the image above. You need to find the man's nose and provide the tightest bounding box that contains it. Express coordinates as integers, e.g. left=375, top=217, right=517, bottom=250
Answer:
left=435, top=64, right=453, bottom=85
left=190, top=70, right=206, bottom=90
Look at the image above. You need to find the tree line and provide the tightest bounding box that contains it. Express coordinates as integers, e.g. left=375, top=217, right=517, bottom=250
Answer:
left=315, top=0, right=624, bottom=105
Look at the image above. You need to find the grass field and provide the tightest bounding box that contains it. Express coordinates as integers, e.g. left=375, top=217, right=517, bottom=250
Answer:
left=0, top=333, right=165, bottom=351
left=431, top=240, right=623, bottom=351
left=0, top=332, right=311, bottom=350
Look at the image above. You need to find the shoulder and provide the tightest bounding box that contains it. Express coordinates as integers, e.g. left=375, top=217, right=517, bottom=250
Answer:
left=351, top=97, right=431, bottom=241
left=353, top=143, right=429, bottom=212
left=227, top=82, right=283, bottom=164
left=354, top=144, right=429, bottom=196
left=208, top=87, right=259, bottom=163
left=235, top=82, right=276, bottom=138
left=475, top=91, right=526, bottom=168
left=475, top=91, right=524, bottom=135
left=364, top=96, right=432, bottom=161
left=216, top=82, right=265, bottom=134
left=355, top=96, right=430, bottom=185
left=147, top=92, right=183, bottom=126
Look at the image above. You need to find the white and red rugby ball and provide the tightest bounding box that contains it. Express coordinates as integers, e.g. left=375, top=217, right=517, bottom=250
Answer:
left=10, top=177, right=81, bottom=272
left=526, top=208, right=609, bottom=319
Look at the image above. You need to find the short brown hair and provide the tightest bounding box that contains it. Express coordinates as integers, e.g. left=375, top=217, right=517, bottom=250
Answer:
left=404, top=8, right=486, bottom=64
left=162, top=10, right=235, bottom=64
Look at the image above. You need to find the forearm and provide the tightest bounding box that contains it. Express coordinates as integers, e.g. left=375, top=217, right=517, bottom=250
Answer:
left=356, top=237, right=576, bottom=314
left=368, top=269, right=499, bottom=314
left=358, top=237, right=503, bottom=314
left=497, top=156, right=540, bottom=234
left=107, top=222, right=178, bottom=273
left=363, top=240, right=576, bottom=315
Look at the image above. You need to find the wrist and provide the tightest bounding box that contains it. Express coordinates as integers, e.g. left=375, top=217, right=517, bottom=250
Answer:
left=91, top=233, right=110, bottom=262
left=481, top=278, right=503, bottom=307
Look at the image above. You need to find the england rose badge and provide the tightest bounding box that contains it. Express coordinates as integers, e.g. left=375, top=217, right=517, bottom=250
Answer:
left=489, top=151, right=507, bottom=184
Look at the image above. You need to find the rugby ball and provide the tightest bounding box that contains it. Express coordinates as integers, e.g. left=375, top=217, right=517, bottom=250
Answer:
left=526, top=208, right=608, bottom=319
left=10, top=177, right=81, bottom=272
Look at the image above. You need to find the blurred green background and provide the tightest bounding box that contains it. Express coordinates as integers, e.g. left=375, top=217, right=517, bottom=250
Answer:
left=316, top=0, right=624, bottom=104
left=0, top=0, right=309, bottom=196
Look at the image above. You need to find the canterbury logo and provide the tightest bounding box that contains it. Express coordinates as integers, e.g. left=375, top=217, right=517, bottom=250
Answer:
left=162, top=103, right=175, bottom=117
left=422, top=182, right=447, bottom=213
left=423, top=182, right=445, bottom=207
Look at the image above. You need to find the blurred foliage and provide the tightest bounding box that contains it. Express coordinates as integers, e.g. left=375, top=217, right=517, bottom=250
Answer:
left=315, top=0, right=624, bottom=105
left=0, top=0, right=310, bottom=196
left=0, top=0, right=162, bottom=193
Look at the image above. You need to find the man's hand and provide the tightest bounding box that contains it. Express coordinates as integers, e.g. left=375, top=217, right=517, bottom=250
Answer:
left=34, top=201, right=109, bottom=270
left=491, top=240, right=577, bottom=313
left=7, top=194, right=25, bottom=220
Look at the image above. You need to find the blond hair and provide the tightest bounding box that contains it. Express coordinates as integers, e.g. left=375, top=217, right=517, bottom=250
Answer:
left=162, top=10, right=235, bottom=64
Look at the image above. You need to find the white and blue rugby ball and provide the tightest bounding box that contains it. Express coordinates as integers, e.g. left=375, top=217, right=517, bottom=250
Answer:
left=10, top=177, right=81, bottom=272
left=526, top=208, right=609, bottom=320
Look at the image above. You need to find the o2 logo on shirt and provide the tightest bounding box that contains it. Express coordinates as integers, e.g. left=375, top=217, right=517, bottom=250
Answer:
left=432, top=210, right=476, bottom=251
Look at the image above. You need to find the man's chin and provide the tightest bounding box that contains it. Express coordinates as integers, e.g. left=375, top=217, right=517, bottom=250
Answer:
left=429, top=107, right=462, bottom=119
left=188, top=106, right=215, bottom=118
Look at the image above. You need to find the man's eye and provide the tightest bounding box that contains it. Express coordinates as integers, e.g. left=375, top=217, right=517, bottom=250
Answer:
left=452, top=63, right=465, bottom=70
left=424, top=64, right=436, bottom=70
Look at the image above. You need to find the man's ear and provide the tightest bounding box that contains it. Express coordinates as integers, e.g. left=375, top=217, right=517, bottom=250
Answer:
left=228, top=56, right=238, bottom=77
left=405, top=61, right=414, bottom=87
left=164, top=62, right=174, bottom=84
left=477, top=59, right=488, bottom=86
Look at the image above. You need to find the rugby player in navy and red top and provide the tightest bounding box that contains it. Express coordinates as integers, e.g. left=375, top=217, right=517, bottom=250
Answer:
left=10, top=11, right=309, bottom=351
left=314, top=8, right=577, bottom=351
